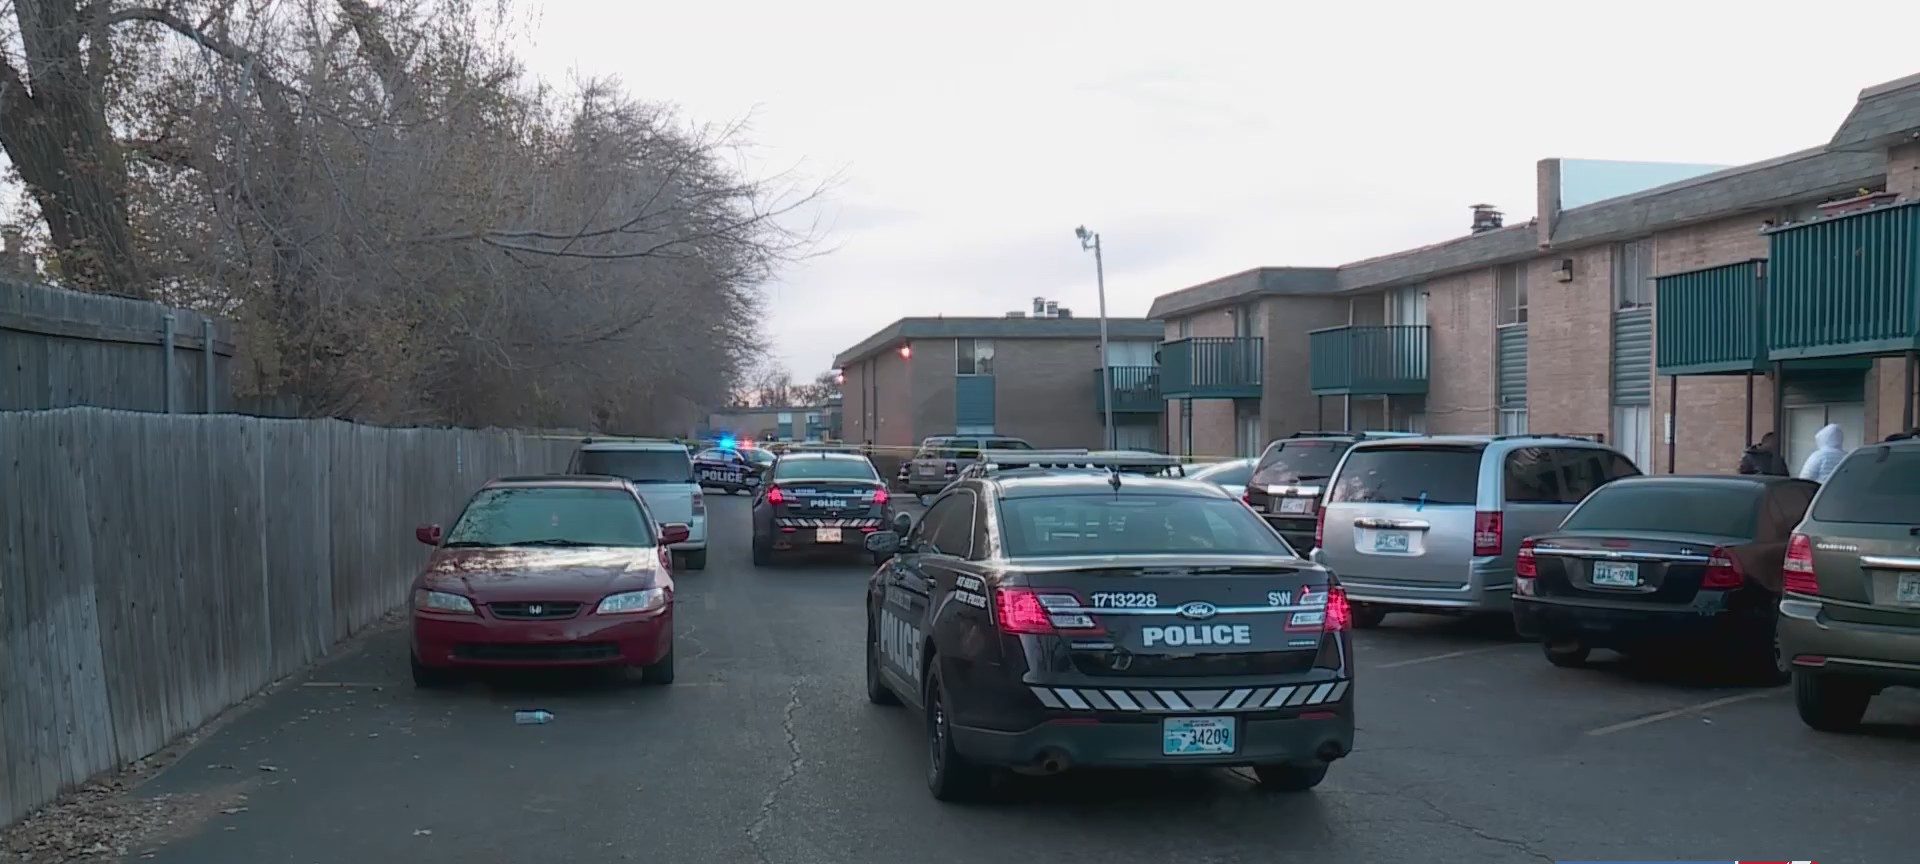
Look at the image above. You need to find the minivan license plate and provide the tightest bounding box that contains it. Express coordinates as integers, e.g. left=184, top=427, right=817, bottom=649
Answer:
left=1372, top=531, right=1411, bottom=553
left=1896, top=574, right=1920, bottom=607
left=1592, top=561, right=1639, bottom=588
left=1162, top=716, right=1235, bottom=756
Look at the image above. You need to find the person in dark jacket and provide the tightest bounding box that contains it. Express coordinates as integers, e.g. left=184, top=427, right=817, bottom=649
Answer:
left=1738, top=431, right=1789, bottom=476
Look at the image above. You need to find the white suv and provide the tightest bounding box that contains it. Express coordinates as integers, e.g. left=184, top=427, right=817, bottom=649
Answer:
left=569, top=440, right=708, bottom=570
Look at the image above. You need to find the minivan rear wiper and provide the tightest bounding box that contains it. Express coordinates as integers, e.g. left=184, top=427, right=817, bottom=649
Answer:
left=1399, top=495, right=1471, bottom=506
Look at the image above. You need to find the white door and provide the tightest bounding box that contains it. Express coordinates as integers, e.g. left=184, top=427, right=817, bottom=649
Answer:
left=1611, top=404, right=1651, bottom=471
left=1500, top=409, right=1529, bottom=436
left=1114, top=423, right=1156, bottom=451
left=1785, top=403, right=1866, bottom=472
left=1236, top=409, right=1261, bottom=457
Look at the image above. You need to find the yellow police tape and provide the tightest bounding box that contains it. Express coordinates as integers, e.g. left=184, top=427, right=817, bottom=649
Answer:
left=536, top=434, right=1248, bottom=464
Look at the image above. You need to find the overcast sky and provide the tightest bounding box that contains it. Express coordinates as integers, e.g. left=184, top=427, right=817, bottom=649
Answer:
left=518, top=0, right=1920, bottom=378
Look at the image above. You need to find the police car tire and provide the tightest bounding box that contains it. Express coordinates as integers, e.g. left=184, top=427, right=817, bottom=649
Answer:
left=1253, top=762, right=1328, bottom=792
left=865, top=620, right=901, bottom=706
left=639, top=648, right=675, bottom=686
left=680, top=550, right=707, bottom=571
left=1543, top=640, right=1590, bottom=668
left=1349, top=604, right=1387, bottom=629
left=925, top=665, right=991, bottom=801
left=752, top=539, right=772, bottom=566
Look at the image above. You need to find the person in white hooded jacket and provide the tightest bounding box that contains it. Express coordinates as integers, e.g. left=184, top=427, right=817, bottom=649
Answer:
left=1797, top=423, right=1848, bottom=484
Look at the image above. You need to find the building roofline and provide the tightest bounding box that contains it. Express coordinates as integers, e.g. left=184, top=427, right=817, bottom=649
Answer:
left=833, top=316, right=1163, bottom=368
left=1144, top=266, right=1340, bottom=320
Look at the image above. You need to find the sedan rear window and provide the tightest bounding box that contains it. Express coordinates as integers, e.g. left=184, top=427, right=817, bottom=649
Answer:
left=1560, top=482, right=1761, bottom=538
left=1252, top=440, right=1348, bottom=484
left=573, top=448, right=693, bottom=484
left=1811, top=446, right=1920, bottom=525
left=445, top=487, right=654, bottom=548
left=1327, top=446, right=1482, bottom=506
left=773, top=457, right=879, bottom=482
left=997, top=494, right=1293, bottom=558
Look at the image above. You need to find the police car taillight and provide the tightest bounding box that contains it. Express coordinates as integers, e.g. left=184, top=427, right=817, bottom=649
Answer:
left=872, top=487, right=890, bottom=507
left=993, top=588, right=1102, bottom=635
left=1288, top=585, right=1351, bottom=632
left=766, top=486, right=786, bottom=506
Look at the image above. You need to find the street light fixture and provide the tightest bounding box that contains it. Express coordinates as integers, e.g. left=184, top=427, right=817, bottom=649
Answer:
left=1076, top=225, right=1114, bottom=450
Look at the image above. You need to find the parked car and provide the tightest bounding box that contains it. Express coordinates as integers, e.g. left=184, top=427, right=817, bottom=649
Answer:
left=692, top=446, right=765, bottom=495
left=753, top=451, right=895, bottom=565
left=408, top=475, right=680, bottom=687
left=897, top=435, right=1034, bottom=494
left=1311, top=435, right=1640, bottom=627
left=1512, top=474, right=1816, bottom=680
left=1244, top=432, right=1419, bottom=553
left=1189, top=457, right=1257, bottom=500
left=1779, top=437, right=1920, bottom=732
left=568, top=439, right=707, bottom=570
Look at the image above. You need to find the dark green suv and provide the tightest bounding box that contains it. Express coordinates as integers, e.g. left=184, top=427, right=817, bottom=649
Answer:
left=1778, top=437, right=1920, bottom=732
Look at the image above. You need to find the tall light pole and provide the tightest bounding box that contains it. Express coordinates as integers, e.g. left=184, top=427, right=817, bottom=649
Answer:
left=1076, top=225, right=1114, bottom=450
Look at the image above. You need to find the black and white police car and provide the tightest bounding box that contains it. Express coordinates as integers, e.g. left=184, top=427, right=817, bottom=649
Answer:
left=862, top=466, right=1355, bottom=800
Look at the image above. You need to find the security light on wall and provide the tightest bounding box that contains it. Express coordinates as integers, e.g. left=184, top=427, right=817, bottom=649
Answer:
left=1552, top=258, right=1574, bottom=282
left=898, top=344, right=911, bottom=360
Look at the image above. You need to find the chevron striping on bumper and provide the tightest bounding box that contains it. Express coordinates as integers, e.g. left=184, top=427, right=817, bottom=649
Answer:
left=1030, top=682, right=1350, bottom=714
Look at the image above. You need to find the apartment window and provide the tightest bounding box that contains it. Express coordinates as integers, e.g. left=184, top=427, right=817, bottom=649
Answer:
left=1177, top=318, right=1192, bottom=339
left=1497, top=264, right=1528, bottom=326
left=956, top=339, right=995, bottom=375
left=1388, top=286, right=1426, bottom=327
left=1613, top=239, right=1653, bottom=309
left=1499, top=408, right=1529, bottom=436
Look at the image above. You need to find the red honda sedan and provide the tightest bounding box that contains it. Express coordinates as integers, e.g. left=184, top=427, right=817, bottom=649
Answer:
left=408, top=475, right=683, bottom=687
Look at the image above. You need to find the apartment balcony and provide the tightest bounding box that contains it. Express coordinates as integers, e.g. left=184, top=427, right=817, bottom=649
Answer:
left=1093, top=365, right=1164, bottom=413
left=1654, top=259, right=1768, bottom=376
left=1768, top=200, right=1920, bottom=360
left=1307, top=325, right=1429, bottom=396
left=1159, top=337, right=1263, bottom=399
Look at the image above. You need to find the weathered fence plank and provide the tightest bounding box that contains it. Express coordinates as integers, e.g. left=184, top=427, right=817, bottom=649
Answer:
left=0, top=407, right=576, bottom=826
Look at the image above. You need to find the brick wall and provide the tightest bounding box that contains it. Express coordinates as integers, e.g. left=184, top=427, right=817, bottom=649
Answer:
left=1528, top=246, right=1614, bottom=438
left=909, top=339, right=955, bottom=444
left=1650, top=214, right=1774, bottom=473
left=1424, top=270, right=1497, bottom=434
left=1260, top=294, right=1349, bottom=440
left=841, top=360, right=871, bottom=443
left=994, top=337, right=1108, bottom=448
left=1871, top=357, right=1916, bottom=440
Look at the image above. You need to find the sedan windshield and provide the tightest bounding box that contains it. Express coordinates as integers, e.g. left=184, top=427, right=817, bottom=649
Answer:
left=444, top=487, right=655, bottom=547
left=998, top=494, right=1293, bottom=558
left=773, top=457, right=879, bottom=482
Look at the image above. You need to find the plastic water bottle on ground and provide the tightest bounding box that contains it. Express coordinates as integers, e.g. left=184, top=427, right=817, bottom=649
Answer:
left=513, top=710, right=554, bottom=725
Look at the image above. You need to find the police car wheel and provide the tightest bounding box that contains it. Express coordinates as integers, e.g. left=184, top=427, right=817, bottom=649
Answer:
left=1543, top=639, right=1590, bottom=668
left=678, top=550, right=707, bottom=571
left=1349, top=604, right=1387, bottom=629
left=865, top=620, right=901, bottom=706
left=1252, top=762, right=1328, bottom=792
left=925, top=665, right=991, bottom=801
left=752, top=538, right=772, bottom=566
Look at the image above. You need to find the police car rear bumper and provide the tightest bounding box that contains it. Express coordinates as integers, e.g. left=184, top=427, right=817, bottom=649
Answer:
left=950, top=710, right=1353, bottom=770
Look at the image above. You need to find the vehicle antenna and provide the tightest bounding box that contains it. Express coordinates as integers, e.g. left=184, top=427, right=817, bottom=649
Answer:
left=1107, top=467, right=1123, bottom=491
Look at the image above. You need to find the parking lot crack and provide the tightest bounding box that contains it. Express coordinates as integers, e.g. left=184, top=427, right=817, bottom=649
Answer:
left=1330, top=788, right=1553, bottom=862
left=744, top=679, right=804, bottom=863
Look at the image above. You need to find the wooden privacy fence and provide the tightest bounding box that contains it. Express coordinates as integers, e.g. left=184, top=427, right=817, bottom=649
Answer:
left=0, top=408, right=577, bottom=826
left=0, top=277, right=236, bottom=413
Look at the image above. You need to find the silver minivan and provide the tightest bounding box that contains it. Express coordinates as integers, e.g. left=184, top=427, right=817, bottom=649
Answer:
left=1310, top=435, right=1639, bottom=626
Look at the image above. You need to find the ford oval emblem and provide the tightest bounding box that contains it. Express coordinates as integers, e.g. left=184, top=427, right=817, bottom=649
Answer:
left=1176, top=601, right=1217, bottom=621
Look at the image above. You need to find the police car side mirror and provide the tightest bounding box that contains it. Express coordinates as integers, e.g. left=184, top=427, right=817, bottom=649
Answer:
left=865, top=531, right=902, bottom=556
left=891, top=512, right=913, bottom=535
left=917, top=493, right=935, bottom=507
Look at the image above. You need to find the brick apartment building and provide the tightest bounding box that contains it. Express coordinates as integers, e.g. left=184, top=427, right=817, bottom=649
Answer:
left=835, top=315, right=1166, bottom=454
left=1150, top=72, right=1920, bottom=473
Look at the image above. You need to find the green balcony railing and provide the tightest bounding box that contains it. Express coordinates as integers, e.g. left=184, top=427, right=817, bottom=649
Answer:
left=1160, top=337, right=1263, bottom=398
left=1093, top=365, right=1163, bottom=413
left=1655, top=259, right=1767, bottom=376
left=1307, top=325, right=1429, bottom=396
left=1768, top=200, right=1920, bottom=360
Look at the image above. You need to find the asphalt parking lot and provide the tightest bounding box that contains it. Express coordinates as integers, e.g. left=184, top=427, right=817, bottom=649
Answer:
left=104, top=493, right=1919, bottom=864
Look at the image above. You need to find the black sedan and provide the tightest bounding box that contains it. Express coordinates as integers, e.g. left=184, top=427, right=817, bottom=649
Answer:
left=1512, top=474, right=1817, bottom=682
left=693, top=447, right=766, bottom=494
left=751, top=452, right=894, bottom=565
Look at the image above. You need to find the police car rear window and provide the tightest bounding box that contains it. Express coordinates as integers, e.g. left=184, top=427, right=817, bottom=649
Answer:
left=997, top=494, right=1292, bottom=558
left=773, top=457, right=879, bottom=482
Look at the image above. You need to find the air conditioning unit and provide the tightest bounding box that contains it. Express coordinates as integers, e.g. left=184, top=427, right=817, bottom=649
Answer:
left=1057, top=308, right=1073, bottom=318
left=1005, top=311, right=1025, bottom=318
left=1044, top=301, right=1059, bottom=317
left=1032, top=297, right=1046, bottom=314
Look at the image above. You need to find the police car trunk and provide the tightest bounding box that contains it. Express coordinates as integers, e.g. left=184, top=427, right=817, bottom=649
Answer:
left=952, top=483, right=1354, bottom=771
